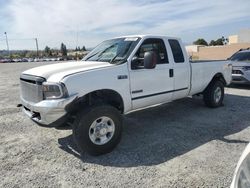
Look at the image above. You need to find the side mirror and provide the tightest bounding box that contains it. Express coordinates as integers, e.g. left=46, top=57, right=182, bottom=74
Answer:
left=144, top=51, right=158, bottom=69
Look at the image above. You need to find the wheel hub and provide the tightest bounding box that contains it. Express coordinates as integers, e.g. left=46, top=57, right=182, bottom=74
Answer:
left=95, top=124, right=108, bottom=136
left=89, top=116, right=115, bottom=145
left=214, top=87, right=222, bottom=103
left=99, top=127, right=107, bottom=135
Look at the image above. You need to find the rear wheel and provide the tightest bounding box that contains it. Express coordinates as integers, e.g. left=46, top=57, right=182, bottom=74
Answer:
left=72, top=104, right=122, bottom=156
left=203, top=80, right=224, bottom=108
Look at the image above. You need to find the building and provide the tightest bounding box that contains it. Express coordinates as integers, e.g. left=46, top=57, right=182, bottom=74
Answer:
left=186, top=29, right=250, bottom=60
left=228, top=29, right=250, bottom=44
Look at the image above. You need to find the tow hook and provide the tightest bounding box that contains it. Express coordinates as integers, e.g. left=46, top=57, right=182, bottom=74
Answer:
left=31, top=112, right=40, bottom=118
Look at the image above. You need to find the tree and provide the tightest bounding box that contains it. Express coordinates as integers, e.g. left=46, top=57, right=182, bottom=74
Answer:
left=60, top=43, right=67, bottom=56
left=221, top=36, right=228, bottom=45
left=75, top=46, right=81, bottom=51
left=209, top=36, right=229, bottom=46
left=21, top=50, right=28, bottom=58
left=44, top=46, right=52, bottom=56
left=82, top=46, right=86, bottom=51
left=44, top=46, right=50, bottom=54
left=193, top=38, right=208, bottom=46
left=209, top=40, right=216, bottom=46
left=215, top=38, right=224, bottom=45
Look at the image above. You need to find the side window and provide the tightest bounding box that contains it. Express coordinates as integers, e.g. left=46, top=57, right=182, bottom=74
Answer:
left=169, top=39, right=184, bottom=63
left=136, top=38, right=169, bottom=64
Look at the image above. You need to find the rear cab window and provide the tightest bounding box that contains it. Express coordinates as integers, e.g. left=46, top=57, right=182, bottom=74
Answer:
left=169, top=39, right=185, bottom=63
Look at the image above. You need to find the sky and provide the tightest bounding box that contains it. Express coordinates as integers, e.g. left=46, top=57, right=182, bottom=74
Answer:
left=0, top=0, right=249, bottom=50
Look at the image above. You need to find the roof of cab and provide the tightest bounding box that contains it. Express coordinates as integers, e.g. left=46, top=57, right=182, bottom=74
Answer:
left=113, top=34, right=180, bottom=40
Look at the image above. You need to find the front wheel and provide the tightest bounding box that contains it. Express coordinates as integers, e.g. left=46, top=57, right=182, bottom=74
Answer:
left=203, top=80, right=224, bottom=108
left=72, top=104, right=123, bottom=156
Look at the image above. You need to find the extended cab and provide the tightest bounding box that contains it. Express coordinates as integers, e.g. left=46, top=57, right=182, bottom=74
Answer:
left=20, top=35, right=232, bottom=155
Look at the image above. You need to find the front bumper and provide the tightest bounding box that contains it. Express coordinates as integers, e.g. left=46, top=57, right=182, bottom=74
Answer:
left=232, top=74, right=250, bottom=84
left=21, top=94, right=77, bottom=126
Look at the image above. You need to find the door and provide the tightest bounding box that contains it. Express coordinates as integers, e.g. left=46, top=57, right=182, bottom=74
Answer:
left=168, top=39, right=190, bottom=100
left=129, top=38, right=174, bottom=110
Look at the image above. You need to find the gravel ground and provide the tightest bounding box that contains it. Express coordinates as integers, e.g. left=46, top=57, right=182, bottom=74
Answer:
left=0, top=62, right=250, bottom=188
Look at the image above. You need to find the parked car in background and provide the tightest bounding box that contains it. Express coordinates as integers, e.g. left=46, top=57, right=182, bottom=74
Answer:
left=0, top=59, right=10, bottom=63
left=229, top=48, right=250, bottom=84
left=21, top=58, right=29, bottom=62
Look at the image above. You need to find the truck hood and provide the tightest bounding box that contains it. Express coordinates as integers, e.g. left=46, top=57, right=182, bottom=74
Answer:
left=22, top=61, right=114, bottom=81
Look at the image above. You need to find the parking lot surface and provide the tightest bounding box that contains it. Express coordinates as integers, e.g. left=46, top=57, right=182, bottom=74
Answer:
left=0, top=62, right=250, bottom=187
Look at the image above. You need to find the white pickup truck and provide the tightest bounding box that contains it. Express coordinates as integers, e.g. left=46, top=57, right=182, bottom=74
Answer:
left=20, top=35, right=232, bottom=155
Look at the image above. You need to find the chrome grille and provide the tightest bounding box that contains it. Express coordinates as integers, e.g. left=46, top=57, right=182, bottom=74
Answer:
left=20, top=75, right=45, bottom=103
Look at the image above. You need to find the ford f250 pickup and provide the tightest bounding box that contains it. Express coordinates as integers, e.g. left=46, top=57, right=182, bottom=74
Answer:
left=20, top=35, right=232, bottom=155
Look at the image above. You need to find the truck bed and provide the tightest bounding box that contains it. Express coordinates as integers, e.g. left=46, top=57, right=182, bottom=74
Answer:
left=189, top=60, right=231, bottom=95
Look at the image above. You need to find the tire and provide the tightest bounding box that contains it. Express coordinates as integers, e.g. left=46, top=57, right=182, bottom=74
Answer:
left=203, top=80, right=224, bottom=108
left=72, top=104, right=123, bottom=156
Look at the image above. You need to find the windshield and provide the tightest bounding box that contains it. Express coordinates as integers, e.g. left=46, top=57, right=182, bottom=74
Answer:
left=83, top=37, right=141, bottom=64
left=229, top=51, right=250, bottom=62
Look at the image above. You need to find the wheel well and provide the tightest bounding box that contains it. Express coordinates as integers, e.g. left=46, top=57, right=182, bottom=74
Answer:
left=210, top=73, right=226, bottom=86
left=202, top=73, right=226, bottom=93
left=66, top=89, right=124, bottom=114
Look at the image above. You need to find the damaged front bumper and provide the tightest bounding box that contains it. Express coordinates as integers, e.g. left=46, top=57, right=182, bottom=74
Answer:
left=21, top=94, right=77, bottom=126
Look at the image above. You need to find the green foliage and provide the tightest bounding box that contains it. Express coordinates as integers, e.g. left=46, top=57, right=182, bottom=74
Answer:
left=221, top=36, right=229, bottom=45
left=61, top=43, right=67, bottom=56
left=215, top=38, right=224, bottom=45
left=75, top=46, right=86, bottom=51
left=209, top=40, right=216, bottom=46
left=193, top=38, right=208, bottom=46
left=194, top=36, right=229, bottom=46
left=75, top=46, right=81, bottom=51
left=25, top=51, right=37, bottom=58
left=44, top=46, right=52, bottom=56
left=0, top=42, right=87, bottom=60
left=209, top=36, right=228, bottom=46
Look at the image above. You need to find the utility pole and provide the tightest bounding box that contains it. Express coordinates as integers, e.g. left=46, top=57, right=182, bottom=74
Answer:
left=76, top=26, right=79, bottom=61
left=35, top=38, right=39, bottom=57
left=4, top=32, right=10, bottom=59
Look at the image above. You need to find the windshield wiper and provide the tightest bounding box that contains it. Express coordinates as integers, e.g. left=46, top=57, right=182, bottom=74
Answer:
left=109, top=54, right=119, bottom=64
left=95, top=44, right=117, bottom=62
left=84, top=44, right=117, bottom=61
left=110, top=43, right=132, bottom=64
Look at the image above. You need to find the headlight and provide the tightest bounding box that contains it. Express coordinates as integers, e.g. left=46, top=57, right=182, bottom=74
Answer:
left=42, top=82, right=68, bottom=99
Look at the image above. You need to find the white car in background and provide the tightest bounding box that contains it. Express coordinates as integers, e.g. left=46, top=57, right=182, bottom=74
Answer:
left=231, top=143, right=250, bottom=188
left=230, top=49, right=250, bottom=84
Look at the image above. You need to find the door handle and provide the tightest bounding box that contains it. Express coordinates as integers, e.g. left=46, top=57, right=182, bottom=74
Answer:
left=169, top=69, right=174, bottom=77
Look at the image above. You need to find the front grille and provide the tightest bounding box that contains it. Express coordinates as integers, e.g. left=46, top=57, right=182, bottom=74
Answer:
left=20, top=75, right=45, bottom=103
left=232, top=77, right=243, bottom=81
left=232, top=70, right=244, bottom=75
